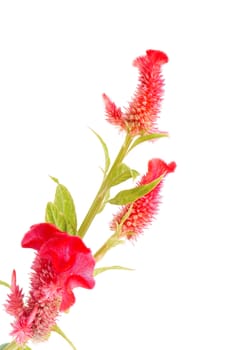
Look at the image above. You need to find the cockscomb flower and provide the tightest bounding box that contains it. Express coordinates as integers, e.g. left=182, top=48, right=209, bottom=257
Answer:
left=110, top=159, right=176, bottom=239
left=103, top=50, right=168, bottom=135
left=5, top=223, right=95, bottom=345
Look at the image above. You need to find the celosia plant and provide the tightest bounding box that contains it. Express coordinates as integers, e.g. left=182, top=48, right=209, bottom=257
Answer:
left=0, top=49, right=176, bottom=350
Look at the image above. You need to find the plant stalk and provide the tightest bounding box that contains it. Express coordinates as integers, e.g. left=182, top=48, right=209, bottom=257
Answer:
left=78, top=133, right=133, bottom=238
left=52, top=324, right=77, bottom=350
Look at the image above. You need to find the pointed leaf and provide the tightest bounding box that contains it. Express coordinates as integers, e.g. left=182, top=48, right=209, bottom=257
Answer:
left=129, top=132, right=168, bottom=151
left=90, top=128, right=110, bottom=175
left=110, top=163, right=139, bottom=186
left=108, top=174, right=163, bottom=205
left=94, top=265, right=134, bottom=276
left=49, top=175, right=59, bottom=184
left=45, top=202, right=67, bottom=232
left=54, top=184, right=77, bottom=235
left=46, top=178, right=78, bottom=235
left=65, top=221, right=78, bottom=236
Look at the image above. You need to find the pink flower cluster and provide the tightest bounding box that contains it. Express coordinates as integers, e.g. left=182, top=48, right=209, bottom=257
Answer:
left=103, top=50, right=176, bottom=239
left=103, top=50, right=168, bottom=135
left=5, top=223, right=95, bottom=344
left=111, top=159, right=176, bottom=239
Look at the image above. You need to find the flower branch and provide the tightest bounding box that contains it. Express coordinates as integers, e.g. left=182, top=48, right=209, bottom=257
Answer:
left=78, top=133, right=134, bottom=238
left=1, top=49, right=176, bottom=350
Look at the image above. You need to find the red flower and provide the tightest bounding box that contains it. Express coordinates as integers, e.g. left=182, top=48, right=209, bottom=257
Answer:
left=103, top=50, right=168, bottom=135
left=110, top=159, right=176, bottom=239
left=5, top=223, right=95, bottom=344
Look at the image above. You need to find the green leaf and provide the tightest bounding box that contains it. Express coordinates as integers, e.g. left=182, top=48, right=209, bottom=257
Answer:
left=54, top=184, right=77, bottom=234
left=45, top=178, right=78, bottom=235
left=0, top=344, right=9, bottom=350
left=49, top=175, right=59, bottom=184
left=94, top=265, right=134, bottom=276
left=129, top=132, right=168, bottom=151
left=110, top=163, right=139, bottom=186
left=0, top=280, right=10, bottom=288
left=90, top=128, right=110, bottom=175
left=45, top=202, right=66, bottom=232
left=108, top=174, right=163, bottom=205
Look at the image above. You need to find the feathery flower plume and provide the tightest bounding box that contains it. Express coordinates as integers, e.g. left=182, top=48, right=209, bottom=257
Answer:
left=103, top=50, right=168, bottom=135
left=110, top=159, right=176, bottom=239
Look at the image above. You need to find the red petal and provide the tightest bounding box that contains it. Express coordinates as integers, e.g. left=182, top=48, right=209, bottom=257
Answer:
left=60, top=289, right=75, bottom=311
left=66, top=274, right=95, bottom=290
left=133, top=50, right=168, bottom=69
left=60, top=274, right=95, bottom=312
left=146, top=159, right=176, bottom=181
left=21, top=223, right=65, bottom=251
left=39, top=235, right=91, bottom=273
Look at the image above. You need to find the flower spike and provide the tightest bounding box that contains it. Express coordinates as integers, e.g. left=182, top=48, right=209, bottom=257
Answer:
left=110, top=159, right=176, bottom=239
left=103, top=50, right=168, bottom=135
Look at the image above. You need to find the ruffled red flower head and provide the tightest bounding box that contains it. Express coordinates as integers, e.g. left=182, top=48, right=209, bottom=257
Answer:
left=5, top=223, right=95, bottom=344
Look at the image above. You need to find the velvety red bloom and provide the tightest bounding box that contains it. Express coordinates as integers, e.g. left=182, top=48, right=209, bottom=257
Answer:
left=103, top=50, right=168, bottom=135
left=110, top=159, right=176, bottom=239
left=5, top=223, right=95, bottom=344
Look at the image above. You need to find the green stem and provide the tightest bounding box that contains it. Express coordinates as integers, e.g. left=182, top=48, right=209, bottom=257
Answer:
left=52, top=324, right=77, bottom=350
left=94, top=232, right=119, bottom=262
left=78, top=133, right=133, bottom=238
left=3, top=342, right=21, bottom=350
left=0, top=280, right=10, bottom=288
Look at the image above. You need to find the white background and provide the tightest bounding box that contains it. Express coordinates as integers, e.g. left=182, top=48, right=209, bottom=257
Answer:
left=0, top=1, right=232, bottom=349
